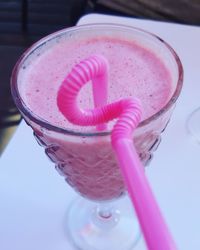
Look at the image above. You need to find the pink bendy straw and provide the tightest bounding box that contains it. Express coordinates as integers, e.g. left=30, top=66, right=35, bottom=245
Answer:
left=57, top=55, right=177, bottom=250
left=90, top=55, right=108, bottom=131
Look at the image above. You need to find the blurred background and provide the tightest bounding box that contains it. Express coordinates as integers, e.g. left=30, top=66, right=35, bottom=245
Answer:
left=1, top=0, right=200, bottom=155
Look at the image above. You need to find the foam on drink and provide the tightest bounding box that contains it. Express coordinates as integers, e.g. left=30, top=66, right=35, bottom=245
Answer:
left=19, top=37, right=172, bottom=132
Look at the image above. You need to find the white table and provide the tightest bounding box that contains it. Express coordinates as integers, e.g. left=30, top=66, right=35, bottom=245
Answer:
left=1, top=14, right=200, bottom=250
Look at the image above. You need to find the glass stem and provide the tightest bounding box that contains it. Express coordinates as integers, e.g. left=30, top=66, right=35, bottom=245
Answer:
left=91, top=201, right=120, bottom=230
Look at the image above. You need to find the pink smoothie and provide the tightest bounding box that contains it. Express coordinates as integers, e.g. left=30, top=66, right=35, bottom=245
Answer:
left=19, top=36, right=173, bottom=201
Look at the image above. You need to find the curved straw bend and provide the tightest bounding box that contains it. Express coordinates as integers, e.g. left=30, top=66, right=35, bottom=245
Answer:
left=57, top=54, right=142, bottom=137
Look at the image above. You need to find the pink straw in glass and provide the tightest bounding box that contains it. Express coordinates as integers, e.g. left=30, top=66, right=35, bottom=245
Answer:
left=90, top=55, right=108, bottom=131
left=57, top=55, right=177, bottom=250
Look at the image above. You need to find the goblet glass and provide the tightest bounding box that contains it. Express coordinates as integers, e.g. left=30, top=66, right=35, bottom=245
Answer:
left=186, top=107, right=200, bottom=143
left=11, top=24, right=183, bottom=250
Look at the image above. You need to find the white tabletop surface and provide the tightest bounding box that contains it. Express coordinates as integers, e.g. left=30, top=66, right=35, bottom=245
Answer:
left=1, top=14, right=200, bottom=250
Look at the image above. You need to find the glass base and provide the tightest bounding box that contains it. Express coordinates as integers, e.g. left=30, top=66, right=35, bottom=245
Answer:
left=186, top=107, right=200, bottom=143
left=65, top=196, right=140, bottom=250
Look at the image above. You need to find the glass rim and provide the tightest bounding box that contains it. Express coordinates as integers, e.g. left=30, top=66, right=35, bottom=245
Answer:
left=11, top=23, right=184, bottom=137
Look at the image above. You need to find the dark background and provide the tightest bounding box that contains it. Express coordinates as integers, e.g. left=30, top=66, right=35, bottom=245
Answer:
left=1, top=0, right=200, bottom=154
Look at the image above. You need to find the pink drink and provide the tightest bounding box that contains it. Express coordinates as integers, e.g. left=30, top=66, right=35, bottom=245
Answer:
left=16, top=26, right=178, bottom=201
left=20, top=38, right=172, bottom=130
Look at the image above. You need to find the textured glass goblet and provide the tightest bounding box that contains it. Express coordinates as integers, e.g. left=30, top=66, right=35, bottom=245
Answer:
left=186, top=107, right=200, bottom=143
left=11, top=24, right=183, bottom=250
